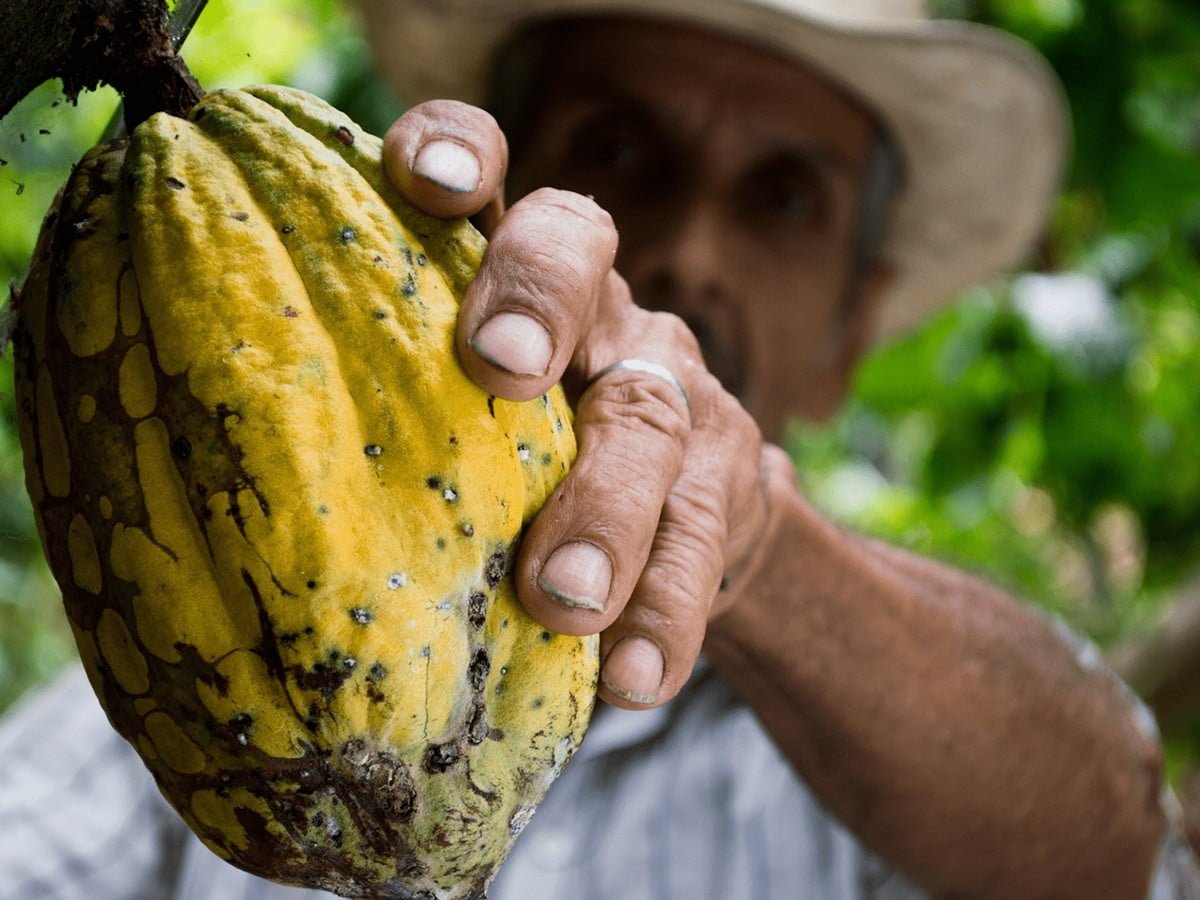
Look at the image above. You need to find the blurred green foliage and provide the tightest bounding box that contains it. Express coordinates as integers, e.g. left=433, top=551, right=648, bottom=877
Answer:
left=794, top=0, right=1200, bottom=769
left=0, top=0, right=1197, bottom=772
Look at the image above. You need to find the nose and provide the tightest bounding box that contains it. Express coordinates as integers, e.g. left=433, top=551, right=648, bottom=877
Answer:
left=623, top=202, right=725, bottom=312
left=622, top=204, right=748, bottom=398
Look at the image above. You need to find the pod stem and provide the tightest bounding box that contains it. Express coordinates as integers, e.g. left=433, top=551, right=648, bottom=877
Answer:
left=0, top=0, right=203, bottom=128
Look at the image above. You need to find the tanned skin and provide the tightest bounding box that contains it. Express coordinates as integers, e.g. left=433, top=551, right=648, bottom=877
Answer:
left=378, top=18, right=1167, bottom=899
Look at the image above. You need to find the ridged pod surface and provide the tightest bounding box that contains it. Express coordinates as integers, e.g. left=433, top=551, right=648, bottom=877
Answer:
left=12, top=85, right=598, bottom=899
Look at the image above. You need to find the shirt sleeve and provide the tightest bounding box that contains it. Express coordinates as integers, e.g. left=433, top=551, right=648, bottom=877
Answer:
left=0, top=662, right=188, bottom=900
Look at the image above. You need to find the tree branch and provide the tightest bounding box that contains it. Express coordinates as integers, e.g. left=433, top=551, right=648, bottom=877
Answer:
left=0, top=0, right=201, bottom=127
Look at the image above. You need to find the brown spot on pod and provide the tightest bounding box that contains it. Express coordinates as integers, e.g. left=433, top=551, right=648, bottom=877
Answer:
left=281, top=224, right=295, bottom=234
left=468, top=648, right=490, bottom=692
left=485, top=548, right=508, bottom=588
left=282, top=305, right=299, bottom=318
left=467, top=702, right=489, bottom=745
left=165, top=177, right=186, bottom=190
left=364, top=444, right=383, bottom=457
left=340, top=226, right=356, bottom=243
left=468, top=592, right=487, bottom=628
left=171, top=436, right=192, bottom=459
left=334, top=126, right=355, bottom=146
left=461, top=522, right=474, bottom=537
left=422, top=742, right=460, bottom=774
left=231, top=212, right=250, bottom=222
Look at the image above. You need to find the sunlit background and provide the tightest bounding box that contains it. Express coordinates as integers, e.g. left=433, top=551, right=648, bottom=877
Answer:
left=1, top=0, right=1198, bottom=839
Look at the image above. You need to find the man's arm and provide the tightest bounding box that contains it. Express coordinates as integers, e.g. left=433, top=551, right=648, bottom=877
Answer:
left=375, top=102, right=1179, bottom=899
left=705, top=456, right=1168, bottom=900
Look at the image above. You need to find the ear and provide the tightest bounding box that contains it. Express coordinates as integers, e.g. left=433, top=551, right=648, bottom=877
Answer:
left=806, top=260, right=896, bottom=421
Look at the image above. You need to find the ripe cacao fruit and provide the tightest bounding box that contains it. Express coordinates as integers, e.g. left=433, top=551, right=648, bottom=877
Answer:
left=11, top=85, right=598, bottom=899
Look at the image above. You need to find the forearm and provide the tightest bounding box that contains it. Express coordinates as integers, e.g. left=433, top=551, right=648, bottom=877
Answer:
left=705, top=473, right=1167, bottom=899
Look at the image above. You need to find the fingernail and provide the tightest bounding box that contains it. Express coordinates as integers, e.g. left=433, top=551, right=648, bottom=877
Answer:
left=538, top=542, right=611, bottom=612
left=471, top=312, right=553, bottom=377
left=413, top=139, right=481, bottom=194
left=602, top=637, right=664, bottom=705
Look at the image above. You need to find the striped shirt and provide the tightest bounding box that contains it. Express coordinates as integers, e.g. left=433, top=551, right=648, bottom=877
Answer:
left=1, top=659, right=1196, bottom=899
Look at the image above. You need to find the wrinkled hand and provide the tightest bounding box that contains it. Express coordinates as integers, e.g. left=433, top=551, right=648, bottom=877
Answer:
left=384, top=101, right=782, bottom=709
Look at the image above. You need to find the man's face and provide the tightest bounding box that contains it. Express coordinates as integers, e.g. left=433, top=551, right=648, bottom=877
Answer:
left=506, top=18, right=894, bottom=440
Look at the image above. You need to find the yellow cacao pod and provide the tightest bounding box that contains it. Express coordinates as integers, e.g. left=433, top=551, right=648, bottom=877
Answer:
left=12, top=85, right=598, bottom=899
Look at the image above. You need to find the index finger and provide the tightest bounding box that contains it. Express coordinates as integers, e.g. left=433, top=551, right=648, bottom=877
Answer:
left=382, top=100, right=508, bottom=225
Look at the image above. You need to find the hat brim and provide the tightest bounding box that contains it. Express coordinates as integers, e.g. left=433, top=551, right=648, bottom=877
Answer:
left=356, top=0, right=1068, bottom=342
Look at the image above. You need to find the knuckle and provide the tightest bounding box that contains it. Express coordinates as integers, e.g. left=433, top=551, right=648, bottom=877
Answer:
left=524, top=187, right=617, bottom=238
left=662, top=488, right=728, bottom=559
left=587, top=375, right=691, bottom=449
left=646, top=310, right=703, bottom=360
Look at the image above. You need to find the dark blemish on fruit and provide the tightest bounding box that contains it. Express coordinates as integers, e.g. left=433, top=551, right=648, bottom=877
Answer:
left=416, top=254, right=427, bottom=266
left=350, top=608, right=373, bottom=625
left=39, top=129, right=51, bottom=136
left=281, top=224, right=295, bottom=234
left=364, top=444, right=383, bottom=457
left=436, top=538, right=446, bottom=550
left=318, top=505, right=330, bottom=515
left=468, top=592, right=487, bottom=628
left=340, top=226, right=356, bottom=243
left=401, top=274, right=417, bottom=297
left=171, top=436, right=192, bottom=459
left=468, top=648, right=490, bottom=692
left=468, top=703, right=489, bottom=745
left=426, top=476, right=442, bottom=490
left=485, top=549, right=507, bottom=588
left=343, top=657, right=357, bottom=670
left=334, top=126, right=354, bottom=146
left=373, top=310, right=387, bottom=320
left=531, top=697, right=544, bottom=709
left=231, top=212, right=250, bottom=222
left=368, top=662, right=387, bottom=682
left=282, top=305, right=299, bottom=318
left=423, top=742, right=460, bottom=774
left=487, top=396, right=496, bottom=418
left=306, top=580, right=317, bottom=589
left=461, top=522, right=474, bottom=537
left=449, top=436, right=458, bottom=445
left=443, top=486, right=458, bottom=502
left=165, top=177, right=186, bottom=190
left=540, top=631, right=552, bottom=642
left=502, top=619, right=509, bottom=628
left=542, top=453, right=552, bottom=466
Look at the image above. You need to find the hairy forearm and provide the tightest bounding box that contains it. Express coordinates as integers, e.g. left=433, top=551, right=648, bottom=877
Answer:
left=705, top=477, right=1166, bottom=899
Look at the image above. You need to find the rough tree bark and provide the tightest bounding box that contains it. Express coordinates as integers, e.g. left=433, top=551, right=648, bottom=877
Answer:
left=0, top=0, right=201, bottom=128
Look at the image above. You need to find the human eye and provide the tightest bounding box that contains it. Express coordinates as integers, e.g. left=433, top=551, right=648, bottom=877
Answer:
left=566, top=106, right=669, bottom=193
left=742, top=154, right=829, bottom=230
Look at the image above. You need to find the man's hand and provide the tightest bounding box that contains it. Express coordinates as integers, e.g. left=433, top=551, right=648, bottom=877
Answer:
left=382, top=100, right=775, bottom=710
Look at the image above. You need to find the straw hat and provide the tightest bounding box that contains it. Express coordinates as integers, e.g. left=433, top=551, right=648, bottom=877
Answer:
left=354, top=0, right=1068, bottom=341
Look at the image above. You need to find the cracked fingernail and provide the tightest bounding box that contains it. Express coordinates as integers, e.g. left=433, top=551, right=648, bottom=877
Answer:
left=538, top=542, right=610, bottom=612
left=413, top=139, right=481, bottom=194
left=602, top=637, right=664, bottom=705
left=471, top=312, right=553, bottom=377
